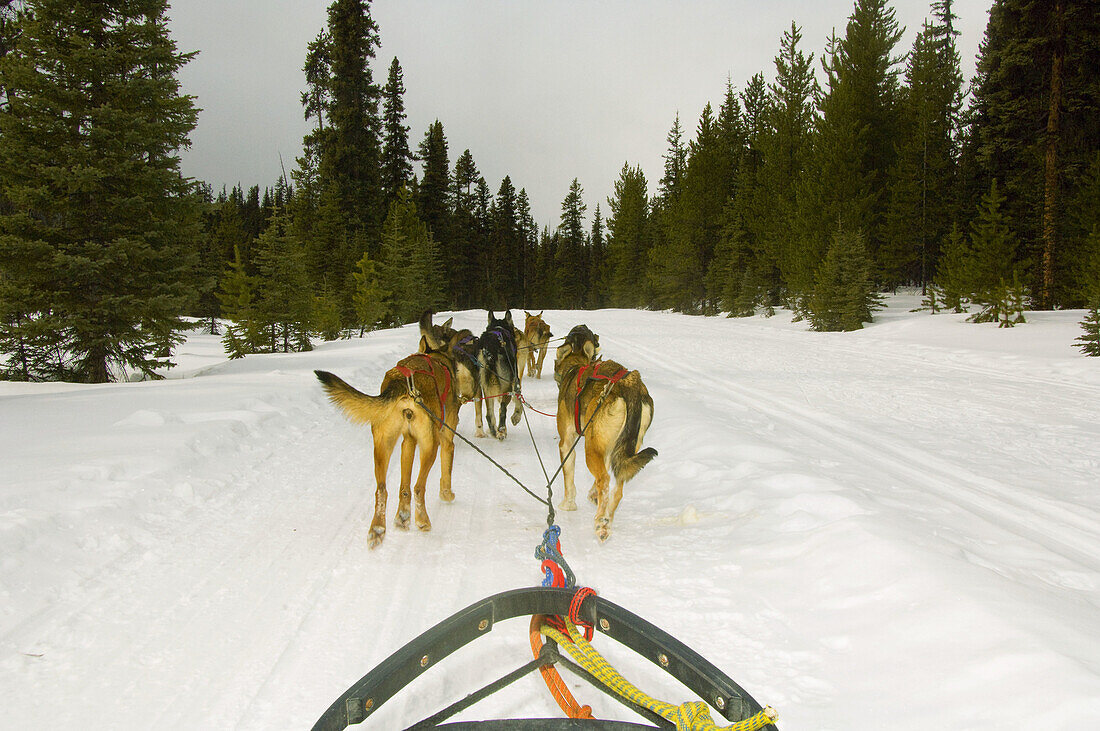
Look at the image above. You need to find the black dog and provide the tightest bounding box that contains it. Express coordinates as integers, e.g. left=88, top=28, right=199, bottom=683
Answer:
left=477, top=310, right=523, bottom=440
left=554, top=324, right=601, bottom=384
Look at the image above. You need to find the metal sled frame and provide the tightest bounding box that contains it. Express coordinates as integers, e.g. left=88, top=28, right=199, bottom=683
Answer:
left=311, top=586, right=778, bottom=731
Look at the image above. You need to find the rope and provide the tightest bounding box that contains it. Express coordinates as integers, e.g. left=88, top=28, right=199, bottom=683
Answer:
left=541, top=618, right=778, bottom=731
left=530, top=615, right=594, bottom=720
left=411, top=395, right=550, bottom=508
left=516, top=393, right=557, bottom=418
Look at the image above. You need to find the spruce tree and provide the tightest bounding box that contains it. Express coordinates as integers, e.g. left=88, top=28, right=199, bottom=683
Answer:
left=0, top=0, right=200, bottom=382
left=934, top=223, right=970, bottom=312
left=252, top=207, right=314, bottom=353
left=380, top=56, right=412, bottom=207
left=588, top=204, right=608, bottom=308
left=966, top=180, right=1019, bottom=312
left=808, top=229, right=884, bottom=332
left=1076, top=296, right=1100, bottom=356
left=606, top=163, right=650, bottom=308
left=377, top=187, right=440, bottom=325
left=556, top=178, right=588, bottom=309
left=351, top=251, right=387, bottom=334
left=217, top=246, right=262, bottom=358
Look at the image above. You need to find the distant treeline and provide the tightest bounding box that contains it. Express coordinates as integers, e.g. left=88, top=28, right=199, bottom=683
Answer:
left=2, top=0, right=1100, bottom=381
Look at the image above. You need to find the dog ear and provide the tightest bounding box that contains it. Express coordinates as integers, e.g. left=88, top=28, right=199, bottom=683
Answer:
left=442, top=316, right=453, bottom=329
left=537, top=310, right=543, bottom=318
left=524, top=310, right=532, bottom=318
left=419, top=309, right=433, bottom=333
left=583, top=341, right=595, bottom=359
left=487, top=310, right=494, bottom=324
left=418, top=335, right=430, bottom=353
left=504, top=310, right=513, bottom=325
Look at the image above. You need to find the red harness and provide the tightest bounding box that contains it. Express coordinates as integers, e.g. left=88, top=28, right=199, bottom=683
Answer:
left=573, top=361, right=628, bottom=433
left=393, top=353, right=452, bottom=420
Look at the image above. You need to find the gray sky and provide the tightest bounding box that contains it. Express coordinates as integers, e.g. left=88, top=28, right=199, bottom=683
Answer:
left=169, top=0, right=992, bottom=230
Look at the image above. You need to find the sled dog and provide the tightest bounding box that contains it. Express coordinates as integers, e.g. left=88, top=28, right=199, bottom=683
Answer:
left=418, top=310, right=488, bottom=438
left=554, top=324, right=601, bottom=384
left=477, top=310, right=523, bottom=440
left=554, top=339, right=656, bottom=542
left=315, top=331, right=464, bottom=549
left=522, top=311, right=553, bottom=379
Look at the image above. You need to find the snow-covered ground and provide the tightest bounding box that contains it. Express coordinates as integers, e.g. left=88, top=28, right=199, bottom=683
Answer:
left=3, top=294, right=1100, bottom=730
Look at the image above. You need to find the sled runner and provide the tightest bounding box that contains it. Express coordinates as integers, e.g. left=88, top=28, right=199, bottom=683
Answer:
left=310, top=585, right=778, bottom=730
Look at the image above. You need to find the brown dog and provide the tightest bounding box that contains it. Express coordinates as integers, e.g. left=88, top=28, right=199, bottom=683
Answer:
left=554, top=337, right=656, bottom=541
left=522, top=311, right=552, bottom=379
left=315, top=331, right=463, bottom=549
left=419, top=310, right=487, bottom=437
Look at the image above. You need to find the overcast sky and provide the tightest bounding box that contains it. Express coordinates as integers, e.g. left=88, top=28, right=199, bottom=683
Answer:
left=168, top=0, right=993, bottom=230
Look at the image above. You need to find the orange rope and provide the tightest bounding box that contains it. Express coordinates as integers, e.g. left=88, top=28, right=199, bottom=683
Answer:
left=530, top=614, right=593, bottom=719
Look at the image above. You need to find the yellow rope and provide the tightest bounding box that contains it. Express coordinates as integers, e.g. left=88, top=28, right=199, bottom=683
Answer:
left=540, top=619, right=777, bottom=731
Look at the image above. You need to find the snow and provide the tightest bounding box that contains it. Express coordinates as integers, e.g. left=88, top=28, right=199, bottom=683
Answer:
left=3, top=293, right=1100, bottom=729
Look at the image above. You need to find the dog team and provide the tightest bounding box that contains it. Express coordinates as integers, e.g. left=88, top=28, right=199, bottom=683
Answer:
left=314, top=310, right=657, bottom=547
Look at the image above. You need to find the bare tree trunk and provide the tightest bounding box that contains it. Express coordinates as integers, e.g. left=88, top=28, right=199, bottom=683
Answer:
left=1042, top=0, right=1065, bottom=310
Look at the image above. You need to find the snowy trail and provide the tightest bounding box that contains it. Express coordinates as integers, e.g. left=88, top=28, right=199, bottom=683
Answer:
left=4, top=300, right=1100, bottom=729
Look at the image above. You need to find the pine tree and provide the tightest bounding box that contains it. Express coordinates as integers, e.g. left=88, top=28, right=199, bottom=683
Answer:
left=0, top=0, right=200, bottom=382
left=808, top=228, right=884, bottom=331
left=486, top=175, right=521, bottom=309
left=217, top=246, right=262, bottom=358
left=252, top=207, right=314, bottom=352
left=377, top=187, right=440, bottom=325
left=659, top=114, right=686, bottom=203
left=556, top=178, right=588, bottom=309
left=1076, top=297, right=1100, bottom=356
left=606, top=163, right=650, bottom=307
left=588, top=204, right=608, bottom=308
left=351, top=251, right=387, bottom=334
left=966, top=180, right=1019, bottom=311
left=380, top=56, right=412, bottom=206
left=323, top=0, right=382, bottom=234
left=517, top=188, right=537, bottom=307
left=450, top=149, right=483, bottom=309
left=934, top=223, right=970, bottom=312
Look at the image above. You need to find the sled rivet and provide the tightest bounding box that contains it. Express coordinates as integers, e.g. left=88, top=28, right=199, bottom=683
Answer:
left=420, top=654, right=430, bottom=668
left=658, top=653, right=669, bottom=668
left=714, top=695, right=726, bottom=710
left=478, top=619, right=489, bottom=631
left=364, top=698, right=374, bottom=712
left=599, top=618, right=610, bottom=632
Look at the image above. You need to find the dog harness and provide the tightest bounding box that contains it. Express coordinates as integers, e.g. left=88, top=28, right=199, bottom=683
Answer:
left=453, top=333, right=479, bottom=369
left=573, top=361, right=628, bottom=433
left=392, top=353, right=452, bottom=421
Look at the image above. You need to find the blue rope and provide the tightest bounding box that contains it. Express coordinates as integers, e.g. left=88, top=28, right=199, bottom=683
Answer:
left=536, top=525, right=576, bottom=588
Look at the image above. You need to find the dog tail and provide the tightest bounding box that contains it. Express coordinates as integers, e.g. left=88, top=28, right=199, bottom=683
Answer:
left=315, top=370, right=400, bottom=425
left=610, top=387, right=657, bottom=483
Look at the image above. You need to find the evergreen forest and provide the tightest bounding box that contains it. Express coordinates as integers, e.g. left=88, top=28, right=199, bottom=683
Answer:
left=3, top=0, right=1100, bottom=382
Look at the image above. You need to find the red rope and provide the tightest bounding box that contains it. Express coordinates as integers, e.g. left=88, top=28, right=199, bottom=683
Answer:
left=517, top=393, right=557, bottom=418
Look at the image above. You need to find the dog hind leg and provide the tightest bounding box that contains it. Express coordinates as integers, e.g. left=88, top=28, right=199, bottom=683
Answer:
left=413, top=429, right=437, bottom=532
left=369, top=428, right=398, bottom=549
left=438, top=412, right=457, bottom=502
left=394, top=435, right=415, bottom=530
left=586, top=441, right=614, bottom=542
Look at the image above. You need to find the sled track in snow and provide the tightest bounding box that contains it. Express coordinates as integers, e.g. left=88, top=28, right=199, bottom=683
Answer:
left=620, top=337, right=1100, bottom=580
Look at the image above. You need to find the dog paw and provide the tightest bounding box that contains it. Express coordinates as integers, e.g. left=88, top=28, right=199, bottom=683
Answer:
left=368, top=526, right=386, bottom=549
left=395, top=508, right=411, bottom=530
left=595, top=520, right=611, bottom=542
left=511, top=411, right=522, bottom=426
left=439, top=488, right=455, bottom=502
left=496, top=427, right=507, bottom=441
left=558, top=498, right=577, bottom=511
left=587, top=488, right=598, bottom=504
left=417, top=515, right=432, bottom=532
left=475, top=426, right=486, bottom=438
